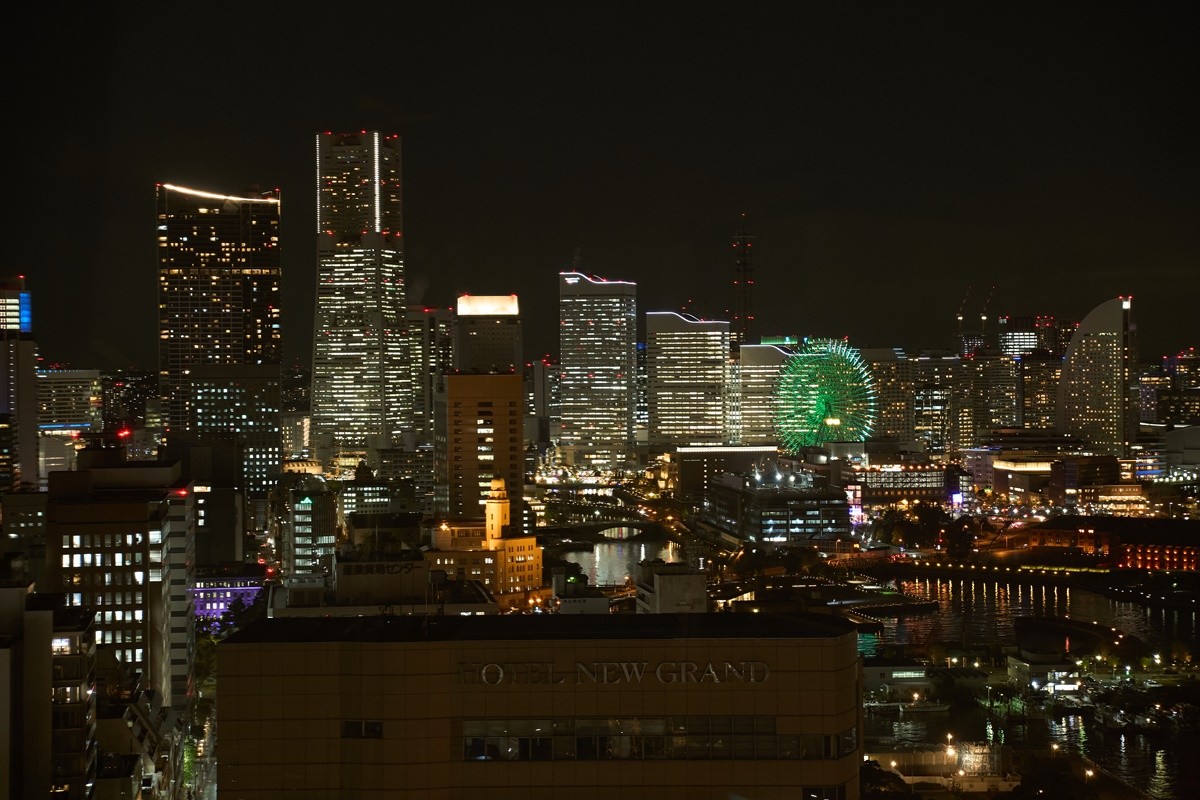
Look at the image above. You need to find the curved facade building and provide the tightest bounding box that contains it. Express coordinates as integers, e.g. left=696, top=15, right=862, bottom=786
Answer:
left=219, top=613, right=863, bottom=799
left=558, top=272, right=637, bottom=471
left=1056, top=297, right=1138, bottom=457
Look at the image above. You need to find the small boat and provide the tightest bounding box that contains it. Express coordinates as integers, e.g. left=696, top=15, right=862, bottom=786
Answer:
left=864, top=701, right=902, bottom=714
left=902, top=699, right=951, bottom=713
left=1096, top=706, right=1133, bottom=732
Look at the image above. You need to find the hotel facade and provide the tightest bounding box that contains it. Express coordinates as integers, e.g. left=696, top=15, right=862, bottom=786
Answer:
left=218, top=613, right=862, bottom=799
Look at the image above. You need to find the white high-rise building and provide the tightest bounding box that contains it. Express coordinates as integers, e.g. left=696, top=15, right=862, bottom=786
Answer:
left=311, top=132, right=411, bottom=474
left=1057, top=296, right=1138, bottom=457
left=737, top=343, right=792, bottom=445
left=646, top=311, right=730, bottom=448
left=558, top=272, right=636, bottom=471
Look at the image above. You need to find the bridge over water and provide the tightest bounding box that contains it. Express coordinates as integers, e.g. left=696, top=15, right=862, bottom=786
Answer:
left=538, top=519, right=668, bottom=543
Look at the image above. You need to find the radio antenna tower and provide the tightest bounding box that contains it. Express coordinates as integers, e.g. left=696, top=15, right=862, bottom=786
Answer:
left=731, top=212, right=755, bottom=347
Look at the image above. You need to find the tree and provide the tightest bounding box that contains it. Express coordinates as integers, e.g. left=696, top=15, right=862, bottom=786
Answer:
left=860, top=762, right=916, bottom=799
left=945, top=517, right=977, bottom=560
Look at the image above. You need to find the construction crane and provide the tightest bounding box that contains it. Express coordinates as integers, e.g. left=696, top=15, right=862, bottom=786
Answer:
left=979, top=285, right=996, bottom=338
left=956, top=286, right=972, bottom=337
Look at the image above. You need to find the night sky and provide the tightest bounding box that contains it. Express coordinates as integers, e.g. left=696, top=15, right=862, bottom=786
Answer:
left=12, top=3, right=1197, bottom=370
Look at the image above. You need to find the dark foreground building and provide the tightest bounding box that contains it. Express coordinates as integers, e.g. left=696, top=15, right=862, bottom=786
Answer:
left=217, top=613, right=862, bottom=799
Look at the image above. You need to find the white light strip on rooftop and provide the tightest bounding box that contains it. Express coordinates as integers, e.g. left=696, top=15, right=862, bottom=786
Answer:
left=559, top=271, right=636, bottom=286
left=162, top=183, right=278, bottom=204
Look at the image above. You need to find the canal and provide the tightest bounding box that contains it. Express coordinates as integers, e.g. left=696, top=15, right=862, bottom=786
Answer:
left=566, top=544, right=1200, bottom=797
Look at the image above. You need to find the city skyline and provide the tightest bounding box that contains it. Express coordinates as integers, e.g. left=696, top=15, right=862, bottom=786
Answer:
left=10, top=5, right=1196, bottom=371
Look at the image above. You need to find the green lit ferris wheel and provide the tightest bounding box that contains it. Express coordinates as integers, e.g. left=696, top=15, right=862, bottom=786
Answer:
left=773, top=338, right=878, bottom=452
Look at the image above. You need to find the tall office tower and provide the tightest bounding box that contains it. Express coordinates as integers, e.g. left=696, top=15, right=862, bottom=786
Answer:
left=911, top=354, right=959, bottom=458
left=645, top=311, right=731, bottom=448
left=281, top=359, right=312, bottom=414
left=862, top=348, right=916, bottom=442
left=1154, top=347, right=1200, bottom=426
left=1017, top=352, right=1061, bottom=430
left=433, top=373, right=524, bottom=518
left=406, top=305, right=454, bottom=444
left=0, top=276, right=39, bottom=490
left=311, top=132, right=410, bottom=474
left=44, top=453, right=195, bottom=711
left=735, top=343, right=790, bottom=445
left=730, top=214, right=755, bottom=347
left=1165, top=347, right=1198, bottom=389
left=186, top=363, right=281, bottom=521
left=635, top=341, right=649, bottom=434
left=0, top=584, right=98, bottom=800
left=156, top=183, right=282, bottom=443
left=558, top=271, right=637, bottom=471
left=524, top=355, right=560, bottom=452
left=1057, top=296, right=1139, bottom=457
left=951, top=351, right=1020, bottom=452
left=997, top=315, right=1060, bottom=357
left=453, top=295, right=522, bottom=374
left=99, top=369, right=156, bottom=432
left=1051, top=319, right=1080, bottom=359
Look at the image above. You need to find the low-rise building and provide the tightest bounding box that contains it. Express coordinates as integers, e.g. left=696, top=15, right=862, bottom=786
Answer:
left=634, top=559, right=707, bottom=613
left=218, top=612, right=864, bottom=800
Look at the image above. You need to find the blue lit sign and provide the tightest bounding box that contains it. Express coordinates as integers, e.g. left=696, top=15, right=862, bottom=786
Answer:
left=19, top=293, right=32, bottom=333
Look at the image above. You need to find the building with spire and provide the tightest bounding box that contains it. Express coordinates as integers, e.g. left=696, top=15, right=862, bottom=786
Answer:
left=311, top=131, right=411, bottom=474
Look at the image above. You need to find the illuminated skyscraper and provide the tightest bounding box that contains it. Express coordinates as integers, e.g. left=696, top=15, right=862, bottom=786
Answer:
left=311, top=132, right=411, bottom=473
left=646, top=311, right=730, bottom=447
left=1018, top=352, right=1061, bottom=430
left=453, top=294, right=522, bottom=374
left=406, top=304, right=454, bottom=444
left=1057, top=296, right=1139, bottom=457
left=156, top=183, right=282, bottom=441
left=0, top=276, right=38, bottom=490
left=558, top=271, right=636, bottom=471
left=735, top=343, right=791, bottom=445
left=862, top=348, right=916, bottom=442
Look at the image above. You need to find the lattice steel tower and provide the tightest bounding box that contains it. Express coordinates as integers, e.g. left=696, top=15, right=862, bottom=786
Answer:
left=730, top=212, right=755, bottom=347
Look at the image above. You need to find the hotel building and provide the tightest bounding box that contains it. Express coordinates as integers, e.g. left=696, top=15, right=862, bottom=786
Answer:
left=311, top=132, right=411, bottom=472
left=735, top=344, right=791, bottom=446
left=217, top=612, right=862, bottom=800
left=646, top=311, right=731, bottom=449
left=155, top=183, right=282, bottom=445
left=1057, top=296, right=1139, bottom=457
left=558, top=272, right=637, bottom=472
